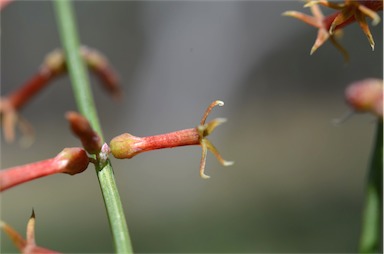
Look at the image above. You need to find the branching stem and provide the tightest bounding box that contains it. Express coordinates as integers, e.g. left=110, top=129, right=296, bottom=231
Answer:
left=53, top=1, right=133, bottom=253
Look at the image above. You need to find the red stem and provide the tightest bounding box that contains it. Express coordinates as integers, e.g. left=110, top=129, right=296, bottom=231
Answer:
left=0, top=158, right=62, bottom=191
left=139, top=128, right=200, bottom=153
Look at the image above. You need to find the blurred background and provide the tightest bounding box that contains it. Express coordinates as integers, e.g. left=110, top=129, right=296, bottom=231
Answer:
left=1, top=1, right=382, bottom=253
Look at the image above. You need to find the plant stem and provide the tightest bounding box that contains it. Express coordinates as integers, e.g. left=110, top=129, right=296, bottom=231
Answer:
left=359, top=119, right=383, bottom=253
left=53, top=1, right=133, bottom=253
left=53, top=1, right=101, bottom=135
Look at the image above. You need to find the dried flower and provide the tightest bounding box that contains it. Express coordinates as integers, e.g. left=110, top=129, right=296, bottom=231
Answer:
left=0, top=147, right=89, bottom=192
left=1, top=210, right=61, bottom=254
left=110, top=100, right=234, bottom=179
left=283, top=0, right=382, bottom=61
left=310, top=0, right=382, bottom=49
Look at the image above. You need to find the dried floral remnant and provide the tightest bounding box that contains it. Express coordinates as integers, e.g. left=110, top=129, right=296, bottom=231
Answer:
left=283, top=0, right=383, bottom=60
left=0, top=147, right=89, bottom=191
left=110, top=100, right=233, bottom=179
left=314, top=0, right=382, bottom=49
left=196, top=100, right=234, bottom=178
left=283, top=3, right=348, bottom=60
left=1, top=210, right=61, bottom=254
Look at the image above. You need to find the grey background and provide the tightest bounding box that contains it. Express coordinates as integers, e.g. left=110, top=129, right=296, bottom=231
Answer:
left=1, top=1, right=382, bottom=253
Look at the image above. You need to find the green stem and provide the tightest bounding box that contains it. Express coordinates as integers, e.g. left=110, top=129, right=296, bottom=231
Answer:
left=53, top=1, right=133, bottom=253
left=359, top=119, right=383, bottom=253
left=53, top=1, right=101, bottom=135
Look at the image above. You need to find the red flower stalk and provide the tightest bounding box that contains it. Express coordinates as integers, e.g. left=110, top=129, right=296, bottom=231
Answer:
left=110, top=129, right=200, bottom=159
left=0, top=46, right=121, bottom=143
left=0, top=147, right=89, bottom=192
left=66, top=111, right=102, bottom=154
left=1, top=210, right=61, bottom=254
left=283, top=0, right=382, bottom=61
left=110, top=100, right=234, bottom=179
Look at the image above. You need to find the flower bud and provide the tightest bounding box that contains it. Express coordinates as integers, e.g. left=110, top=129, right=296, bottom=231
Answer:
left=109, top=133, right=144, bottom=159
left=345, top=78, right=383, bottom=117
left=66, top=111, right=102, bottom=154
left=55, top=147, right=90, bottom=175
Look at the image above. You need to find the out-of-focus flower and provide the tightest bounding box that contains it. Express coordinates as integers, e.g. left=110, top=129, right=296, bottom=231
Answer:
left=0, top=47, right=121, bottom=144
left=345, top=78, right=383, bottom=117
left=0, top=0, right=12, bottom=10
